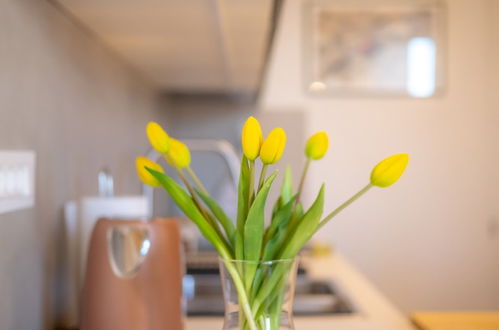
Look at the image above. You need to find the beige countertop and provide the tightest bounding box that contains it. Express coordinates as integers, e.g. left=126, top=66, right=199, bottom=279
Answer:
left=185, top=252, right=415, bottom=330
left=411, top=312, right=499, bottom=330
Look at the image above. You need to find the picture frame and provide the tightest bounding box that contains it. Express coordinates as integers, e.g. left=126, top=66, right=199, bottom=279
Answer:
left=302, top=0, right=446, bottom=98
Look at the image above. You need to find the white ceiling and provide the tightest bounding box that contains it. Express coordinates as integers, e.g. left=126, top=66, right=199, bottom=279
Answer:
left=55, top=0, right=274, bottom=93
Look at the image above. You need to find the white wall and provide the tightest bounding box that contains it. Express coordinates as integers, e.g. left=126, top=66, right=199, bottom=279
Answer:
left=260, top=0, right=499, bottom=312
left=0, top=1, right=166, bottom=328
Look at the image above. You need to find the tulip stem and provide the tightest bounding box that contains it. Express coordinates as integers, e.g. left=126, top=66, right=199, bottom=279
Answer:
left=316, top=184, right=372, bottom=231
left=186, top=166, right=209, bottom=195
left=257, top=165, right=268, bottom=192
left=296, top=159, right=311, bottom=205
left=248, top=160, right=255, bottom=206
left=177, top=169, right=210, bottom=220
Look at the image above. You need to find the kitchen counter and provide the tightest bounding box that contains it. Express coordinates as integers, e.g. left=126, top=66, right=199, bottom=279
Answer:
left=186, top=253, right=415, bottom=330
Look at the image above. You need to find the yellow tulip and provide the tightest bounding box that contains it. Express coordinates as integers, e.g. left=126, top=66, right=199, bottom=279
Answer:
left=166, top=138, right=191, bottom=168
left=305, top=131, right=329, bottom=160
left=260, top=128, right=287, bottom=165
left=370, top=153, right=409, bottom=188
left=241, top=116, right=263, bottom=161
left=146, top=121, right=170, bottom=154
left=136, top=156, right=164, bottom=187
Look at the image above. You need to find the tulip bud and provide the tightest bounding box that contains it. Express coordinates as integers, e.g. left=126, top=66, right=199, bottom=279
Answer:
left=146, top=121, right=170, bottom=154
left=166, top=138, right=191, bottom=168
left=370, top=153, right=409, bottom=188
left=305, top=131, right=329, bottom=160
left=136, top=156, right=164, bottom=187
left=241, top=116, right=263, bottom=161
left=260, top=128, right=287, bottom=165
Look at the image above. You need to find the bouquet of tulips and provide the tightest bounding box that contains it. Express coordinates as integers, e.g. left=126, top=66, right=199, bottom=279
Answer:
left=136, top=116, right=409, bottom=330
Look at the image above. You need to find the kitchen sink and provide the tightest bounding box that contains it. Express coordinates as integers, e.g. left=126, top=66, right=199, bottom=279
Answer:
left=183, top=269, right=355, bottom=317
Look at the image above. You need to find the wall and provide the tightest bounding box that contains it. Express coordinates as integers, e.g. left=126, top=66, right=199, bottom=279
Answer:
left=0, top=0, right=166, bottom=329
left=260, top=0, right=499, bottom=312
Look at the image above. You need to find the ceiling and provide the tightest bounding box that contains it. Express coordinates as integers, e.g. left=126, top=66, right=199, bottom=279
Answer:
left=54, top=0, right=275, bottom=93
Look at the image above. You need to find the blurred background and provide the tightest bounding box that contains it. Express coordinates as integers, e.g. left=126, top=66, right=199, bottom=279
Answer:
left=0, top=0, right=498, bottom=329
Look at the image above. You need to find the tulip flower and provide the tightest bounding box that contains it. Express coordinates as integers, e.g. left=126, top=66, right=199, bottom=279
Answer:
left=370, top=153, right=409, bottom=188
left=241, top=116, right=263, bottom=161
left=136, top=156, right=164, bottom=187
left=305, top=131, right=329, bottom=160
left=260, top=128, right=287, bottom=165
left=166, top=138, right=191, bottom=168
left=146, top=121, right=170, bottom=154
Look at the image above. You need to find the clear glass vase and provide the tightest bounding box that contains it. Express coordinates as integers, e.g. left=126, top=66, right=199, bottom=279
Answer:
left=219, top=258, right=298, bottom=330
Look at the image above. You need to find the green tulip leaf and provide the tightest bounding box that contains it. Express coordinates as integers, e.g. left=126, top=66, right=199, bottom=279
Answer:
left=243, top=171, right=277, bottom=289
left=280, top=184, right=325, bottom=259
left=235, top=157, right=250, bottom=260
left=196, top=188, right=236, bottom=244
left=264, top=196, right=296, bottom=244
left=244, top=172, right=278, bottom=260
left=269, top=166, right=294, bottom=220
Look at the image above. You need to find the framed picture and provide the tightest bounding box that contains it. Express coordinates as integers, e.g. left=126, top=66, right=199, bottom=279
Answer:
left=303, top=0, right=445, bottom=97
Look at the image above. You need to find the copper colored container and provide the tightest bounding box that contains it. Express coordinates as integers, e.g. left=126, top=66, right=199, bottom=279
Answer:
left=80, top=218, right=183, bottom=330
